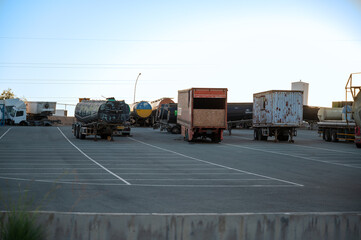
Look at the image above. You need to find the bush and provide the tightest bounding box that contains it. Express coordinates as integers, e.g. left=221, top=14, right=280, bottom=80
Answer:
left=1, top=210, right=45, bottom=240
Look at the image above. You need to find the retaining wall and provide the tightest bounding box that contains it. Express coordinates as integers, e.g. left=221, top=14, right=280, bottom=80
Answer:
left=1, top=212, right=360, bottom=240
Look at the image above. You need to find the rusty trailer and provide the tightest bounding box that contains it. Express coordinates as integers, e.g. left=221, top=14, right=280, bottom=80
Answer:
left=253, top=90, right=303, bottom=142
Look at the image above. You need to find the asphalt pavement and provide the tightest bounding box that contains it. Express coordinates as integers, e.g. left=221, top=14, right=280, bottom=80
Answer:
left=0, top=126, right=360, bottom=213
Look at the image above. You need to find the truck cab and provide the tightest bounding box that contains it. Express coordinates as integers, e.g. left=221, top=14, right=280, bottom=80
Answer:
left=10, top=105, right=27, bottom=125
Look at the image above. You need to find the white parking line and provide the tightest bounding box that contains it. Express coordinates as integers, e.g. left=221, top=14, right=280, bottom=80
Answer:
left=129, top=137, right=303, bottom=187
left=0, top=127, right=11, bottom=140
left=224, top=143, right=361, bottom=169
left=57, top=127, right=131, bottom=185
left=292, top=144, right=360, bottom=155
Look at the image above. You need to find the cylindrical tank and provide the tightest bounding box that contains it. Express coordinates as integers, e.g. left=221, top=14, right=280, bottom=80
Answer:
left=75, top=100, right=130, bottom=124
left=303, top=105, right=320, bottom=122
left=353, top=92, right=361, bottom=126
left=227, top=102, right=253, bottom=122
left=150, top=98, right=174, bottom=111
left=341, top=105, right=353, bottom=121
left=130, top=101, right=152, bottom=118
left=317, top=107, right=343, bottom=121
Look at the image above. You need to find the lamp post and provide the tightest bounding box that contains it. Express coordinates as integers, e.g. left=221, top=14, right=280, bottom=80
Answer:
left=133, top=73, right=141, bottom=103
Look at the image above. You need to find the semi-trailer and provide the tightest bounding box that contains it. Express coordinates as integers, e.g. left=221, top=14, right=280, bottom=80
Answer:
left=318, top=72, right=361, bottom=148
left=129, top=101, right=152, bottom=126
left=150, top=97, right=174, bottom=126
left=353, top=92, right=361, bottom=148
left=317, top=106, right=355, bottom=142
left=8, top=100, right=60, bottom=126
left=177, top=88, right=228, bottom=142
left=253, top=90, right=303, bottom=142
left=227, top=102, right=253, bottom=134
left=153, top=103, right=180, bottom=134
left=72, top=99, right=130, bottom=141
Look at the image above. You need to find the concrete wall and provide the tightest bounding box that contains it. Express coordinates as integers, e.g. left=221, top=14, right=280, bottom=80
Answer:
left=1, top=212, right=360, bottom=240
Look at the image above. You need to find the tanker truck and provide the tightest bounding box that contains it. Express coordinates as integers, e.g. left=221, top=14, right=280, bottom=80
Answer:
left=129, top=101, right=152, bottom=126
left=72, top=99, right=130, bottom=140
left=318, top=72, right=361, bottom=148
left=352, top=91, right=361, bottom=148
left=317, top=106, right=355, bottom=142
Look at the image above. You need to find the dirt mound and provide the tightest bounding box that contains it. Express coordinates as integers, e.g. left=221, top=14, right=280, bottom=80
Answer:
left=48, top=116, right=76, bottom=126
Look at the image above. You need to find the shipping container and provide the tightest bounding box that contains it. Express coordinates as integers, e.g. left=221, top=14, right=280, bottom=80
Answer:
left=253, top=90, right=303, bottom=142
left=177, top=88, right=227, bottom=142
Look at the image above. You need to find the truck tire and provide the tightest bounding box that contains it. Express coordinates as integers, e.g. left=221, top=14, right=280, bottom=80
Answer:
left=80, top=131, right=86, bottom=139
left=325, top=129, right=332, bottom=142
left=356, top=143, right=361, bottom=148
left=331, top=131, right=338, bottom=142
left=76, top=125, right=80, bottom=139
left=257, top=129, right=264, bottom=141
left=171, top=126, right=180, bottom=134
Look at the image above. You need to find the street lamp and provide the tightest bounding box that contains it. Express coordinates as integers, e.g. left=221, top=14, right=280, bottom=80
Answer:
left=133, top=73, right=141, bottom=103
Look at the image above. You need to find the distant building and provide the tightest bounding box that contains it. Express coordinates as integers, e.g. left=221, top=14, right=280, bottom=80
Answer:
left=54, top=109, right=68, bottom=117
left=292, top=80, right=309, bottom=105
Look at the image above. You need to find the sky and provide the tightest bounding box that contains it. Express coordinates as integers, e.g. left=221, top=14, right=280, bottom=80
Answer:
left=0, top=0, right=361, bottom=116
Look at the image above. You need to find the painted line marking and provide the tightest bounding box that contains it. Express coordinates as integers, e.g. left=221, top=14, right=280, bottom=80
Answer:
left=0, top=176, right=295, bottom=187
left=224, top=143, right=361, bottom=170
left=129, top=137, right=303, bottom=187
left=0, top=128, right=11, bottom=140
left=57, top=127, right=130, bottom=185
left=125, top=178, right=269, bottom=181
left=292, top=144, right=360, bottom=155
left=230, top=134, right=360, bottom=155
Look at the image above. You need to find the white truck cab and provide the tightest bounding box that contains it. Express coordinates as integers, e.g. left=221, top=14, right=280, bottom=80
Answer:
left=9, top=101, right=27, bottom=125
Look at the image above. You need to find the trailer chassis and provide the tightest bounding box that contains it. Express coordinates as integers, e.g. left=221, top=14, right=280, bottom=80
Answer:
left=253, top=126, right=297, bottom=143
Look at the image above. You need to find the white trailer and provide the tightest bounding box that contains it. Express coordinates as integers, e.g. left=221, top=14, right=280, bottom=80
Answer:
left=253, top=90, right=303, bottom=142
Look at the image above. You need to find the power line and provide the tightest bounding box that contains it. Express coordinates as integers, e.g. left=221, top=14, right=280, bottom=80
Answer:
left=0, top=36, right=198, bottom=42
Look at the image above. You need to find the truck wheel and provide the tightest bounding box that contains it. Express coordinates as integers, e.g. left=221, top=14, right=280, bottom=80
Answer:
left=171, top=126, right=180, bottom=134
left=331, top=131, right=338, bottom=142
left=76, top=126, right=80, bottom=139
left=80, top=131, right=86, bottom=139
left=325, top=129, right=331, bottom=142
left=257, top=129, right=263, bottom=141
left=356, top=143, right=361, bottom=148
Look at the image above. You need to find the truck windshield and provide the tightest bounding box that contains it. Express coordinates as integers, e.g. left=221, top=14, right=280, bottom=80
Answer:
left=10, top=108, right=15, bottom=117
left=16, top=111, right=24, bottom=117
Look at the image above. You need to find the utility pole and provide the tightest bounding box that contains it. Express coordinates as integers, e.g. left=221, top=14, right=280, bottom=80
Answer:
left=133, top=73, right=142, bottom=103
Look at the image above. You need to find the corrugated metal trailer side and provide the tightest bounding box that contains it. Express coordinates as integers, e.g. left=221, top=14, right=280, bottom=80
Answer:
left=253, top=90, right=303, bottom=142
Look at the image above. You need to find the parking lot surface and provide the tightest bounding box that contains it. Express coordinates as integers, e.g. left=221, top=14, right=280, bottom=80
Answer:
left=0, top=126, right=360, bottom=213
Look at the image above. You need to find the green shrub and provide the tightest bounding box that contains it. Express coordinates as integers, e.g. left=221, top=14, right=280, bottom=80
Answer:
left=1, top=209, right=45, bottom=240
left=0, top=185, right=47, bottom=240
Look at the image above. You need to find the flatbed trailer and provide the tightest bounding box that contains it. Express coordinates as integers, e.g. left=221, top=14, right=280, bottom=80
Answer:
left=317, top=121, right=355, bottom=142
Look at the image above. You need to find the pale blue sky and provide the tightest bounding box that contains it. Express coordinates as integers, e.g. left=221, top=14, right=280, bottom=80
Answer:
left=1, top=0, right=361, bottom=115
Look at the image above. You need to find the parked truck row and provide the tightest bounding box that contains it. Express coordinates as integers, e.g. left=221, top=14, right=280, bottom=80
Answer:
left=0, top=99, right=60, bottom=126
left=1, top=73, right=360, bottom=148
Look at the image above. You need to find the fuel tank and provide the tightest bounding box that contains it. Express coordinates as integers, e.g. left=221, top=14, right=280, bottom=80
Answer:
left=75, top=100, right=130, bottom=124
